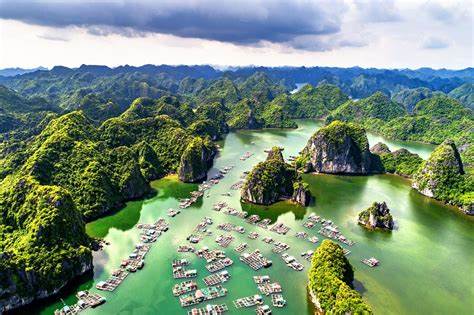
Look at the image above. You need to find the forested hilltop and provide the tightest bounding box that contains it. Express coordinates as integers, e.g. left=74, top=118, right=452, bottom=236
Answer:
left=0, top=64, right=472, bottom=311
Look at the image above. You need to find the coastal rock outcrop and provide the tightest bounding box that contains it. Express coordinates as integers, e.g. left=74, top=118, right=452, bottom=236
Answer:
left=308, top=240, right=372, bottom=314
left=178, top=136, right=217, bottom=183
left=370, top=142, right=423, bottom=177
left=241, top=147, right=311, bottom=206
left=370, top=142, right=391, bottom=155
left=292, top=182, right=311, bottom=206
left=358, top=202, right=394, bottom=230
left=300, top=120, right=383, bottom=174
left=412, top=140, right=472, bottom=213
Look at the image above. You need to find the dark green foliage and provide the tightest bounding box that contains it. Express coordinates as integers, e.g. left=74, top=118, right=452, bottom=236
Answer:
left=0, top=174, right=91, bottom=303
left=327, top=92, right=406, bottom=123
left=291, top=83, right=349, bottom=118
left=237, top=72, right=286, bottom=103
left=241, top=158, right=296, bottom=204
left=448, top=83, right=474, bottom=110
left=177, top=137, right=216, bottom=182
left=392, top=87, right=444, bottom=113
left=120, top=96, right=196, bottom=126
left=194, top=102, right=229, bottom=137
left=313, top=120, right=369, bottom=152
left=301, top=120, right=383, bottom=174
left=327, top=94, right=473, bottom=167
left=378, top=148, right=423, bottom=177
left=260, top=95, right=298, bottom=128
left=198, top=77, right=241, bottom=106
left=358, top=201, right=394, bottom=230
left=133, top=141, right=161, bottom=181
left=266, top=146, right=285, bottom=162
left=413, top=141, right=473, bottom=211
left=227, top=98, right=262, bottom=129
left=188, top=119, right=219, bottom=140
left=241, top=146, right=310, bottom=205
left=308, top=240, right=372, bottom=313
left=77, top=94, right=122, bottom=121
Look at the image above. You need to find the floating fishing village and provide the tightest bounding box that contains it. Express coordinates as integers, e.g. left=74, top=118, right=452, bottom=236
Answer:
left=55, top=148, right=379, bottom=315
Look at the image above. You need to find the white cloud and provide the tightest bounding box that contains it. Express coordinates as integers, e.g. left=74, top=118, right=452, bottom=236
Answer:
left=0, top=0, right=472, bottom=69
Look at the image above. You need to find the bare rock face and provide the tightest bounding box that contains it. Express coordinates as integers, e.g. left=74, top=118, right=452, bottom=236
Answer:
left=370, top=142, right=391, bottom=155
left=302, top=121, right=383, bottom=174
left=292, top=182, right=311, bottom=206
left=358, top=201, right=394, bottom=230
left=413, top=140, right=464, bottom=198
left=178, top=137, right=217, bottom=183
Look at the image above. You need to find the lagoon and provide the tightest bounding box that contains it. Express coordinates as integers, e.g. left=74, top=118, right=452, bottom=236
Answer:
left=36, top=119, right=473, bottom=315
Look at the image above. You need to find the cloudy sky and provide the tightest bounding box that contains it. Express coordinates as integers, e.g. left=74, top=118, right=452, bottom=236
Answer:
left=0, top=0, right=472, bottom=69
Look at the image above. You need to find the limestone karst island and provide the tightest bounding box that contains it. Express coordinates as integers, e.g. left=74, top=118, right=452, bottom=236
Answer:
left=0, top=1, right=473, bottom=315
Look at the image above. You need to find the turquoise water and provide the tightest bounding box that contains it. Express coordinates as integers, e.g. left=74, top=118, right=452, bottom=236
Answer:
left=34, top=119, right=473, bottom=315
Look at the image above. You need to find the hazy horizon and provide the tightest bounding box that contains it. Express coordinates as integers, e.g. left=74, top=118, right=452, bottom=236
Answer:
left=0, top=0, right=472, bottom=70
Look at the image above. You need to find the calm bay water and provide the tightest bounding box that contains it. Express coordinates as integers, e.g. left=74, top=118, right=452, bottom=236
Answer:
left=36, top=119, right=473, bottom=315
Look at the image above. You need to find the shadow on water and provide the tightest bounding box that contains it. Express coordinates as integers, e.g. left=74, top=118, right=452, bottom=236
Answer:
left=152, top=175, right=198, bottom=200
left=353, top=279, right=368, bottom=294
left=241, top=200, right=307, bottom=223
left=86, top=199, right=143, bottom=238
left=86, top=176, right=198, bottom=238
left=8, top=272, right=94, bottom=315
left=302, top=174, right=371, bottom=211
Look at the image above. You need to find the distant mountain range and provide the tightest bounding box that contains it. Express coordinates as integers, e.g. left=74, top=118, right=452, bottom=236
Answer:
left=0, top=66, right=48, bottom=77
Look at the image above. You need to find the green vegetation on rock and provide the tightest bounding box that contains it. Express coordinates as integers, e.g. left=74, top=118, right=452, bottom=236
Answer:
left=290, top=83, right=349, bottom=118
left=301, top=120, right=383, bottom=174
left=448, top=83, right=474, bottom=110
left=177, top=137, right=216, bottom=183
left=370, top=143, right=423, bottom=177
left=358, top=201, right=394, bottom=230
left=308, top=240, right=372, bottom=314
left=241, top=147, right=310, bottom=206
left=413, top=141, right=473, bottom=213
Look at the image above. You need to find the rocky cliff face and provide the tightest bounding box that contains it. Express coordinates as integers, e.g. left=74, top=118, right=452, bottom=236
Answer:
left=413, top=141, right=464, bottom=198
left=302, top=121, right=382, bottom=174
left=265, top=146, right=284, bottom=162
left=0, top=257, right=92, bottom=312
left=292, top=182, right=311, bottom=206
left=358, top=202, right=394, bottom=230
left=412, top=141, right=472, bottom=214
left=241, top=147, right=311, bottom=206
left=370, top=142, right=391, bottom=155
left=178, top=137, right=217, bottom=183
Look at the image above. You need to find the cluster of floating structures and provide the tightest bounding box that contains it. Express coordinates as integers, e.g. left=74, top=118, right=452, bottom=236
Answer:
left=173, top=259, right=198, bottom=279
left=254, top=276, right=287, bottom=308
left=96, top=217, right=169, bottom=292
left=302, top=213, right=355, bottom=248
left=179, top=190, right=205, bottom=209
left=203, top=271, right=231, bottom=286
left=54, top=291, right=106, bottom=315
left=240, top=151, right=254, bottom=161
left=56, top=216, right=171, bottom=313
left=362, top=257, right=380, bottom=267
left=240, top=249, right=273, bottom=271
left=215, top=234, right=234, bottom=248
left=180, top=285, right=228, bottom=307
left=188, top=304, right=229, bottom=315
left=281, top=253, right=304, bottom=271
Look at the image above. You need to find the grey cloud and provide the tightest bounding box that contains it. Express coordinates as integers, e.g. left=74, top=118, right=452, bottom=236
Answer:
left=288, top=34, right=369, bottom=52
left=353, top=0, right=402, bottom=23
left=0, top=0, right=347, bottom=50
left=422, top=37, right=449, bottom=49
left=37, top=34, right=70, bottom=42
